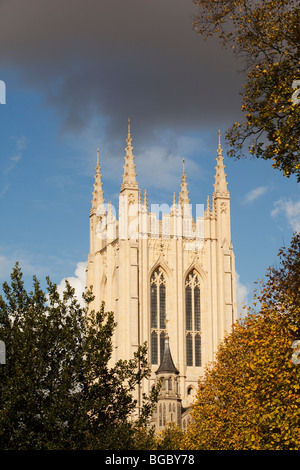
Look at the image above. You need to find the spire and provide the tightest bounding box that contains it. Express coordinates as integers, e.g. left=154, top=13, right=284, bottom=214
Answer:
left=91, top=147, right=105, bottom=211
left=218, top=128, right=222, bottom=155
left=213, top=130, right=229, bottom=196
left=155, top=334, right=179, bottom=375
left=178, top=157, right=190, bottom=207
left=121, top=118, right=138, bottom=191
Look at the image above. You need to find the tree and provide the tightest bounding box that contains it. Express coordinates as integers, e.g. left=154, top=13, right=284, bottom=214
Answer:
left=154, top=423, right=184, bottom=450
left=184, top=233, right=300, bottom=450
left=0, top=264, right=157, bottom=450
left=192, top=0, right=300, bottom=180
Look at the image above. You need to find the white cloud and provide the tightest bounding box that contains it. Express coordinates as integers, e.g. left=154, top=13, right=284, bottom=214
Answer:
left=0, top=254, right=15, bottom=279
left=271, top=197, right=300, bottom=232
left=57, top=261, right=87, bottom=307
left=91, top=132, right=205, bottom=192
left=1, top=135, right=28, bottom=197
left=235, top=272, right=250, bottom=317
left=5, top=136, right=27, bottom=174
left=0, top=250, right=45, bottom=281
left=243, top=185, right=270, bottom=204
left=135, top=143, right=203, bottom=194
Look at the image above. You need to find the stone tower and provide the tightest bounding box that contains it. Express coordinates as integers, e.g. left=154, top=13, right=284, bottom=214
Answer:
left=86, top=121, right=238, bottom=419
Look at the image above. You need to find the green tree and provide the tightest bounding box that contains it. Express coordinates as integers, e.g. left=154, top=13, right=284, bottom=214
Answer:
left=0, top=264, right=157, bottom=450
left=192, top=0, right=300, bottom=180
left=184, top=233, right=300, bottom=450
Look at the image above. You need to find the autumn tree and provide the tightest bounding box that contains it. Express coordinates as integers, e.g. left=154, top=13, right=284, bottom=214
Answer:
left=154, top=423, right=184, bottom=450
left=0, top=264, right=158, bottom=450
left=184, top=233, right=300, bottom=450
left=192, top=0, right=300, bottom=180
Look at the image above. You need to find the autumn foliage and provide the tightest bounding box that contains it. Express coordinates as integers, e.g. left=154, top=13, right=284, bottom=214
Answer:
left=184, top=233, right=300, bottom=450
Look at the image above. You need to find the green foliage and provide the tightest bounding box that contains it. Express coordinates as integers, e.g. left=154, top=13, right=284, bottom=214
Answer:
left=184, top=233, right=300, bottom=450
left=193, top=0, right=300, bottom=180
left=0, top=264, right=158, bottom=449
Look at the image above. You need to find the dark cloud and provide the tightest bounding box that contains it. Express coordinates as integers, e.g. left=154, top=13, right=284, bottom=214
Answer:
left=0, top=0, right=244, bottom=145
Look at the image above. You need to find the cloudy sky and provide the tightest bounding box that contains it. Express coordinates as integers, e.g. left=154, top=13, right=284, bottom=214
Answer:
left=0, top=0, right=299, bottom=315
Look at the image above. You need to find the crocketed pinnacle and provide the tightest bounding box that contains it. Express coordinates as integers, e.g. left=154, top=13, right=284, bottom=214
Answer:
left=213, top=130, right=229, bottom=196
left=91, top=147, right=105, bottom=211
left=178, top=157, right=190, bottom=207
left=121, top=118, right=138, bottom=191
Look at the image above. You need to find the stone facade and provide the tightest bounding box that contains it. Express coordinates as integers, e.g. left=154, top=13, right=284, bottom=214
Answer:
left=86, top=121, right=237, bottom=427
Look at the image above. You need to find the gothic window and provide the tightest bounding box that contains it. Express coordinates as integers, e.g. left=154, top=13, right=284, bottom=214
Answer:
left=160, top=331, right=166, bottom=363
left=150, top=267, right=167, bottom=364
left=151, top=331, right=158, bottom=365
left=185, top=270, right=201, bottom=367
left=186, top=333, right=193, bottom=366
left=195, top=333, right=202, bottom=367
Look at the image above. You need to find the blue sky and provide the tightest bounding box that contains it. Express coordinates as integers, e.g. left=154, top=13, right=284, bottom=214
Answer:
left=0, top=1, right=299, bottom=317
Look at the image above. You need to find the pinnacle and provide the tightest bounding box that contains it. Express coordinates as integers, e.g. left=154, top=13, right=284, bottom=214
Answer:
left=121, top=118, right=138, bottom=191
left=178, top=157, right=190, bottom=207
left=91, top=147, right=105, bottom=210
left=214, top=130, right=229, bottom=196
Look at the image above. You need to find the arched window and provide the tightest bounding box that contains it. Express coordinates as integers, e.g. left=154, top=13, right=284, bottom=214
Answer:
left=150, top=267, right=167, bottom=364
left=186, top=333, right=193, bottom=366
left=195, top=333, right=201, bottom=367
left=185, top=270, right=201, bottom=367
left=151, top=331, right=158, bottom=365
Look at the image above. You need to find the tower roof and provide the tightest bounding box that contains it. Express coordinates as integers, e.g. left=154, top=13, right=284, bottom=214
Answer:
left=155, top=335, right=179, bottom=375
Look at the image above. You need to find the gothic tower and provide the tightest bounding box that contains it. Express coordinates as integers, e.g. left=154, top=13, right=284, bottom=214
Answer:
left=86, top=122, right=238, bottom=420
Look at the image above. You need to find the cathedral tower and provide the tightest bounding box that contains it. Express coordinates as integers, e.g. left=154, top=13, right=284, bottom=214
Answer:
left=86, top=122, right=238, bottom=420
